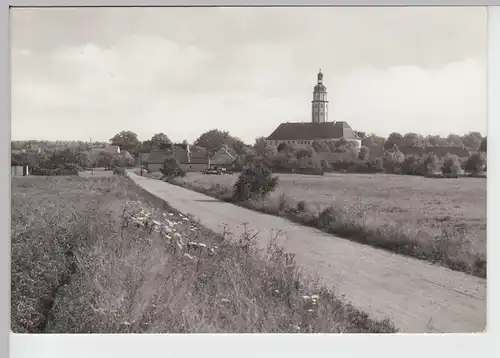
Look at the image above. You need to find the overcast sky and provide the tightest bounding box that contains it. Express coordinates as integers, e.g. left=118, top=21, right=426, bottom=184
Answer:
left=11, top=6, right=487, bottom=144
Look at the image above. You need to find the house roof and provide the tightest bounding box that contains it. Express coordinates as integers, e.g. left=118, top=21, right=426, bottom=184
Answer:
left=266, top=121, right=360, bottom=141
left=146, top=147, right=209, bottom=164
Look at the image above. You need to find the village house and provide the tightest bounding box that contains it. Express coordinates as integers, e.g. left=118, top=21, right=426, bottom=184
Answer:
left=266, top=70, right=361, bottom=148
left=145, top=144, right=210, bottom=172
left=209, top=146, right=238, bottom=169
left=85, top=145, right=121, bottom=162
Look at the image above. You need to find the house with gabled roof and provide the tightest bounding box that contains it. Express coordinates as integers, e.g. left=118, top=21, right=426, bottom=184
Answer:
left=145, top=144, right=210, bottom=173
left=209, top=146, right=237, bottom=169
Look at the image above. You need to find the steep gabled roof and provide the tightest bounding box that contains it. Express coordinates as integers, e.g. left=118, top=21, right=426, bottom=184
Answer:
left=266, top=121, right=360, bottom=141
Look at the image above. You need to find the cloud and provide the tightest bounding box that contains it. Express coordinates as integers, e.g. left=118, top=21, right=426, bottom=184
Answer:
left=331, top=58, right=486, bottom=136
left=10, top=7, right=487, bottom=143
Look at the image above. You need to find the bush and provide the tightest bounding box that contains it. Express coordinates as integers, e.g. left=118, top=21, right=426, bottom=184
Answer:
left=160, top=157, right=186, bottom=179
left=113, top=167, right=125, bottom=176
left=233, top=165, right=279, bottom=202
left=465, top=152, right=486, bottom=175
left=358, top=146, right=370, bottom=160
left=442, top=154, right=463, bottom=175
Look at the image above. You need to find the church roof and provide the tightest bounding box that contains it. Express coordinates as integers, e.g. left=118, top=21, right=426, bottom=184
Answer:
left=266, top=122, right=360, bottom=141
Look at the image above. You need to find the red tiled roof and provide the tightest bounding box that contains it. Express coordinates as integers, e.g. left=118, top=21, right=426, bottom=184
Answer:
left=266, top=121, right=360, bottom=141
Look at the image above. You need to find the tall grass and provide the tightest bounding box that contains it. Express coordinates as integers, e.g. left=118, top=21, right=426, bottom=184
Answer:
left=11, top=176, right=396, bottom=333
left=170, top=177, right=486, bottom=278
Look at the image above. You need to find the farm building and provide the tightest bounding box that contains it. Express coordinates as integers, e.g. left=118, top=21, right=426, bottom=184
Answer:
left=145, top=145, right=210, bottom=172
left=209, top=146, right=237, bottom=169
left=11, top=165, right=28, bottom=176
left=86, top=145, right=121, bottom=161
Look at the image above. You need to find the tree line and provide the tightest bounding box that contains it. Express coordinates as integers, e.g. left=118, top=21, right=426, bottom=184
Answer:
left=11, top=129, right=487, bottom=177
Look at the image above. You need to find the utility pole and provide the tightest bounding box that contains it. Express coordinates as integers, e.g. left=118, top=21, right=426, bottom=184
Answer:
left=140, top=152, right=143, bottom=176
left=90, top=137, right=94, bottom=176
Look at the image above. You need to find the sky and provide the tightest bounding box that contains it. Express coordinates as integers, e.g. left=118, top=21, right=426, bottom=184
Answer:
left=10, top=6, right=487, bottom=144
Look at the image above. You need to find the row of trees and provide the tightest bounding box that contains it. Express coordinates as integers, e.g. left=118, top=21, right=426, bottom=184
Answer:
left=356, top=131, right=486, bottom=152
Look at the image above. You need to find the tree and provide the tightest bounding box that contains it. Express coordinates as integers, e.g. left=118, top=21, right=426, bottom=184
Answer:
left=402, top=132, right=424, bottom=147
left=110, top=131, right=141, bottom=154
left=421, top=153, right=441, bottom=175
left=232, top=165, right=279, bottom=202
left=479, top=137, right=487, bottom=153
left=461, top=132, right=483, bottom=151
left=446, top=134, right=464, bottom=147
left=423, top=135, right=448, bottom=147
left=384, top=132, right=404, bottom=150
left=442, top=154, right=463, bottom=175
left=354, top=131, right=366, bottom=140
left=254, top=136, right=268, bottom=156
left=161, top=156, right=185, bottom=179
left=358, top=146, right=370, bottom=160
left=150, top=133, right=172, bottom=149
left=362, top=133, right=386, bottom=149
left=465, top=152, right=486, bottom=175
left=194, top=129, right=237, bottom=155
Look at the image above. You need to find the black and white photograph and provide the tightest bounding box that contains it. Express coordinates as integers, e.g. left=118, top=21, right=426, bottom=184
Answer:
left=10, top=5, right=487, bottom=334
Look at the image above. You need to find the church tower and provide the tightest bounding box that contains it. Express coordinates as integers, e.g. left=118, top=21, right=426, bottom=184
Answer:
left=311, top=69, right=328, bottom=123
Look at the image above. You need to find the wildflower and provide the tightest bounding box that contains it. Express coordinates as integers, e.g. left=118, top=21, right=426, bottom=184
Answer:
left=311, top=295, right=319, bottom=300
left=302, top=295, right=310, bottom=301
left=152, top=220, right=161, bottom=226
left=220, top=298, right=231, bottom=304
left=306, top=309, right=314, bottom=313
left=183, top=253, right=195, bottom=260
left=274, top=289, right=280, bottom=294
left=163, top=226, right=172, bottom=233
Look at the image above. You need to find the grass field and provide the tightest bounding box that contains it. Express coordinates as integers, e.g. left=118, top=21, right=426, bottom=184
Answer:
left=11, top=175, right=396, bottom=333
left=172, top=172, right=487, bottom=277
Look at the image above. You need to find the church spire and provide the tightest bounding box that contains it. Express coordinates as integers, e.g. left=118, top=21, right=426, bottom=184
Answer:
left=312, top=69, right=328, bottom=123
left=317, top=69, right=323, bottom=83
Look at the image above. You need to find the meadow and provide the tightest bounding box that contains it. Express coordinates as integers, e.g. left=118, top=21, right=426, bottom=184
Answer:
left=172, top=172, right=487, bottom=277
left=11, top=175, right=395, bottom=333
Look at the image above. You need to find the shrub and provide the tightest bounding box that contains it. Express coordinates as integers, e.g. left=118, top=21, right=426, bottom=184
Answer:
left=358, top=146, right=370, bottom=160
left=232, top=165, right=279, bottom=202
left=465, top=152, right=486, bottom=175
left=113, top=167, right=126, bottom=176
left=160, top=157, right=186, bottom=179
left=401, top=155, right=420, bottom=175
left=442, top=154, right=463, bottom=176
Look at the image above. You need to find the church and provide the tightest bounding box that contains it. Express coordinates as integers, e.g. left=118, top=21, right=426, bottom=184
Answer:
left=266, top=70, right=361, bottom=148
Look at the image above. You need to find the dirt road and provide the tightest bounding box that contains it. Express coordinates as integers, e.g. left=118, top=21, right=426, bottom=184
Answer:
left=128, top=173, right=487, bottom=333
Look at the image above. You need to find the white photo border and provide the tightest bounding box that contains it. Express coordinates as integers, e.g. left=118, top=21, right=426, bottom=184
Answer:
left=2, top=1, right=498, bottom=358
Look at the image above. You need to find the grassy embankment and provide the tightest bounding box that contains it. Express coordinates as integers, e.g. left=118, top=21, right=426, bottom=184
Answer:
left=11, top=176, right=396, bottom=333
left=170, top=172, right=486, bottom=278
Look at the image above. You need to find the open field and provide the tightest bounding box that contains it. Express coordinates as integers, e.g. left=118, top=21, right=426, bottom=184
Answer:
left=11, top=176, right=395, bottom=333
left=172, top=172, right=487, bottom=277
